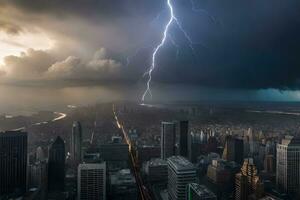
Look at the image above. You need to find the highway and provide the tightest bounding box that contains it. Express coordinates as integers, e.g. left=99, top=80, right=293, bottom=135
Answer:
left=113, top=104, right=152, bottom=200
left=13, top=111, right=68, bottom=131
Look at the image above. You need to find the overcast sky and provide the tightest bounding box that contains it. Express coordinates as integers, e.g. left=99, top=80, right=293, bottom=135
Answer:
left=0, top=0, right=300, bottom=103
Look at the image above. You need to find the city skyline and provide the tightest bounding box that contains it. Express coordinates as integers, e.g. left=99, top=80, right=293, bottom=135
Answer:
left=1, top=0, right=300, bottom=200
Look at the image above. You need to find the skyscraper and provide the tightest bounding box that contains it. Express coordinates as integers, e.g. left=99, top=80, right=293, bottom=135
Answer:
left=276, top=136, right=300, bottom=195
left=161, top=122, right=176, bottom=160
left=71, top=121, right=82, bottom=164
left=78, top=162, right=106, bottom=200
left=143, top=158, right=168, bottom=184
left=179, top=121, right=189, bottom=158
left=109, top=168, right=137, bottom=200
left=48, top=136, right=65, bottom=192
left=167, top=156, right=196, bottom=200
left=36, top=146, right=46, bottom=161
left=0, top=131, right=27, bottom=197
left=222, top=135, right=244, bottom=164
left=188, top=132, right=203, bottom=163
left=235, top=158, right=264, bottom=200
left=28, top=160, right=48, bottom=200
left=186, top=183, right=217, bottom=200
left=264, top=154, right=275, bottom=174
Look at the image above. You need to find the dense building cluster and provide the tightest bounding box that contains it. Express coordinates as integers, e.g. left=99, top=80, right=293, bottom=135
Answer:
left=0, top=102, right=300, bottom=199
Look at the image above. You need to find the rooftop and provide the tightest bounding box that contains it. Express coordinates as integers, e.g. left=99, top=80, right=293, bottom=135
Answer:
left=0, top=130, right=27, bottom=137
left=188, top=183, right=216, bottom=198
left=281, top=135, right=300, bottom=146
left=148, top=158, right=167, bottom=167
left=110, top=168, right=136, bottom=185
left=167, top=156, right=195, bottom=171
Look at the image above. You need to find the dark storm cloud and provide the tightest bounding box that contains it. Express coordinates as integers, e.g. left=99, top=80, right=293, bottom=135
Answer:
left=144, top=0, right=300, bottom=90
left=1, top=0, right=300, bottom=90
left=0, top=20, right=22, bottom=35
left=1, top=0, right=163, bottom=20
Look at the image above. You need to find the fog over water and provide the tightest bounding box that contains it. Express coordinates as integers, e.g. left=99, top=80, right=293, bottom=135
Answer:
left=1, top=84, right=300, bottom=115
left=0, top=85, right=130, bottom=115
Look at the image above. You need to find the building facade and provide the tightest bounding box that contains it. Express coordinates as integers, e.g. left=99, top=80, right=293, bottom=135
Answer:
left=48, top=136, right=65, bottom=192
left=78, top=163, right=106, bottom=200
left=235, top=158, right=264, bottom=200
left=187, top=183, right=217, bottom=200
left=71, top=121, right=82, bottom=164
left=222, top=135, right=244, bottom=164
left=179, top=121, right=189, bottom=158
left=143, top=158, right=168, bottom=184
left=167, top=156, right=196, bottom=200
left=276, top=136, right=300, bottom=195
left=0, top=131, right=27, bottom=197
left=161, top=122, right=176, bottom=160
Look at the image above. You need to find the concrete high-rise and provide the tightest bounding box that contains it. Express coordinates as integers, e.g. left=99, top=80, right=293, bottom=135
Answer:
left=222, top=135, right=244, bottom=164
left=161, top=122, right=176, bottom=160
left=28, top=160, right=48, bottom=199
left=167, top=156, right=196, bottom=200
left=71, top=121, right=82, bottom=164
left=78, top=163, right=106, bottom=200
left=0, top=131, right=27, bottom=196
left=188, top=132, right=202, bottom=163
left=276, top=136, right=300, bottom=195
left=109, top=169, right=137, bottom=200
left=179, top=121, right=189, bottom=158
left=143, top=158, right=168, bottom=184
left=48, top=136, right=65, bottom=192
left=235, top=158, right=264, bottom=200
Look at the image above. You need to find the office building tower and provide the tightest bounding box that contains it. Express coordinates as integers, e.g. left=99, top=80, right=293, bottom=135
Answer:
left=48, top=136, right=65, bottom=191
left=109, top=169, right=137, bottom=200
left=243, top=134, right=250, bottom=157
left=136, top=145, right=160, bottom=165
left=71, top=121, right=82, bottom=164
left=235, top=158, right=264, bottom=200
left=276, top=136, right=300, bottom=195
left=179, top=121, right=188, bottom=157
left=78, top=163, right=106, bottom=200
left=206, top=136, right=218, bottom=153
left=188, top=132, right=202, bottom=163
left=187, top=183, right=217, bottom=200
left=265, top=141, right=276, bottom=156
left=143, top=158, right=168, bottom=184
left=248, top=128, right=260, bottom=156
left=36, top=146, right=46, bottom=161
left=222, top=135, right=244, bottom=164
left=207, top=159, right=232, bottom=185
left=0, top=131, right=27, bottom=197
left=167, top=156, right=196, bottom=200
left=235, top=173, right=248, bottom=200
left=264, top=154, right=275, bottom=174
left=100, top=143, right=129, bottom=170
left=161, top=122, right=176, bottom=160
left=28, top=160, right=48, bottom=200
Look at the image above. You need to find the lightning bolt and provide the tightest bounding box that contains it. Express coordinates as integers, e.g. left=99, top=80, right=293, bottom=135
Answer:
left=142, top=0, right=196, bottom=102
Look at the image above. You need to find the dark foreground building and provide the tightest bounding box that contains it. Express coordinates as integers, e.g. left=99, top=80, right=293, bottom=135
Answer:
left=179, top=121, right=189, bottom=158
left=48, top=136, right=66, bottom=192
left=0, top=131, right=27, bottom=197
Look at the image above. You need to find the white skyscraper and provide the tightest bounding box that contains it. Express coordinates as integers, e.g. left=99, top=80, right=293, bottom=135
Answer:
left=276, top=136, right=300, bottom=195
left=71, top=121, right=82, bottom=164
left=167, top=156, right=196, bottom=200
left=161, top=122, right=176, bottom=160
left=78, top=162, right=106, bottom=200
